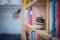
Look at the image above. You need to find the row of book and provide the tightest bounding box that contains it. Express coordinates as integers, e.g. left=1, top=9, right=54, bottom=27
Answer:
left=26, top=30, right=37, bottom=40
left=24, top=0, right=60, bottom=39
left=24, top=8, right=32, bottom=25
left=24, top=7, right=38, bottom=40
left=50, top=0, right=60, bottom=39
left=24, top=0, right=33, bottom=7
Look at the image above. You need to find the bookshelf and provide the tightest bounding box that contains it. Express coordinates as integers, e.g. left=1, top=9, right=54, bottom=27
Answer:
left=22, top=0, right=58, bottom=40
left=24, top=22, right=51, bottom=39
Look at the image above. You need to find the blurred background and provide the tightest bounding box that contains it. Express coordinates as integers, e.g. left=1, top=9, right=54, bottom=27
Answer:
left=0, top=0, right=22, bottom=40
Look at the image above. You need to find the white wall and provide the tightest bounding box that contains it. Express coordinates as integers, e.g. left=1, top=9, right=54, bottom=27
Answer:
left=0, top=7, right=22, bottom=34
left=0, top=0, right=22, bottom=5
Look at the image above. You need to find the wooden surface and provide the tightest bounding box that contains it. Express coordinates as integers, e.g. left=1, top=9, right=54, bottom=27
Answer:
left=38, top=34, right=46, bottom=40
left=22, top=0, right=51, bottom=40
left=46, top=0, right=50, bottom=33
left=24, top=23, right=59, bottom=40
left=24, top=22, right=51, bottom=40
left=32, top=0, right=46, bottom=28
left=21, top=1, right=27, bottom=40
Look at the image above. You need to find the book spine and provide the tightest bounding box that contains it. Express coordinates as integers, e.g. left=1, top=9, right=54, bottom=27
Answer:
left=30, top=30, right=36, bottom=40
left=29, top=10, right=32, bottom=25
left=56, top=0, right=60, bottom=39
left=32, top=31, right=35, bottom=40
left=50, top=2, right=52, bottom=33
left=24, top=0, right=29, bottom=7
left=24, top=9, right=30, bottom=24
left=30, top=30, right=31, bottom=40
left=51, top=0, right=56, bottom=37
left=35, top=32, right=37, bottom=40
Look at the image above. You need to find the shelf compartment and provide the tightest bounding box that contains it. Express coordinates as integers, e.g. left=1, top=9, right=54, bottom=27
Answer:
left=24, top=22, right=51, bottom=39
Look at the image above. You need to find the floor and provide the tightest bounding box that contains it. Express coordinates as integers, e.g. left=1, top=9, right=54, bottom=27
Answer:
left=0, top=34, right=21, bottom=40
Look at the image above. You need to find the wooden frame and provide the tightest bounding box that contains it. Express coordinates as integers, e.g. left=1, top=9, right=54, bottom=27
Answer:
left=21, top=0, right=58, bottom=40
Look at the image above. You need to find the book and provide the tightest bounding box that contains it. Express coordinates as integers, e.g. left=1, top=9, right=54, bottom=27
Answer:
left=50, top=2, right=52, bottom=34
left=55, top=0, right=60, bottom=39
left=32, top=31, right=35, bottom=40
left=24, top=9, right=30, bottom=24
left=29, top=9, right=32, bottom=25
left=30, top=30, right=37, bottom=40
left=51, top=0, right=56, bottom=37
left=24, top=7, right=32, bottom=25
left=35, top=32, right=37, bottom=40
left=24, top=0, right=29, bottom=7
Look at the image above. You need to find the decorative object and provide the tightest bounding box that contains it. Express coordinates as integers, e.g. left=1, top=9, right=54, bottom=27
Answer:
left=13, top=9, right=21, bottom=19
left=34, top=14, right=45, bottom=30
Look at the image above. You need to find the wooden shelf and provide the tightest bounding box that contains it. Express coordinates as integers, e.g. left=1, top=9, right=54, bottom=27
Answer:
left=24, top=22, right=51, bottom=39
left=22, top=0, right=57, bottom=40
left=25, top=0, right=37, bottom=9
